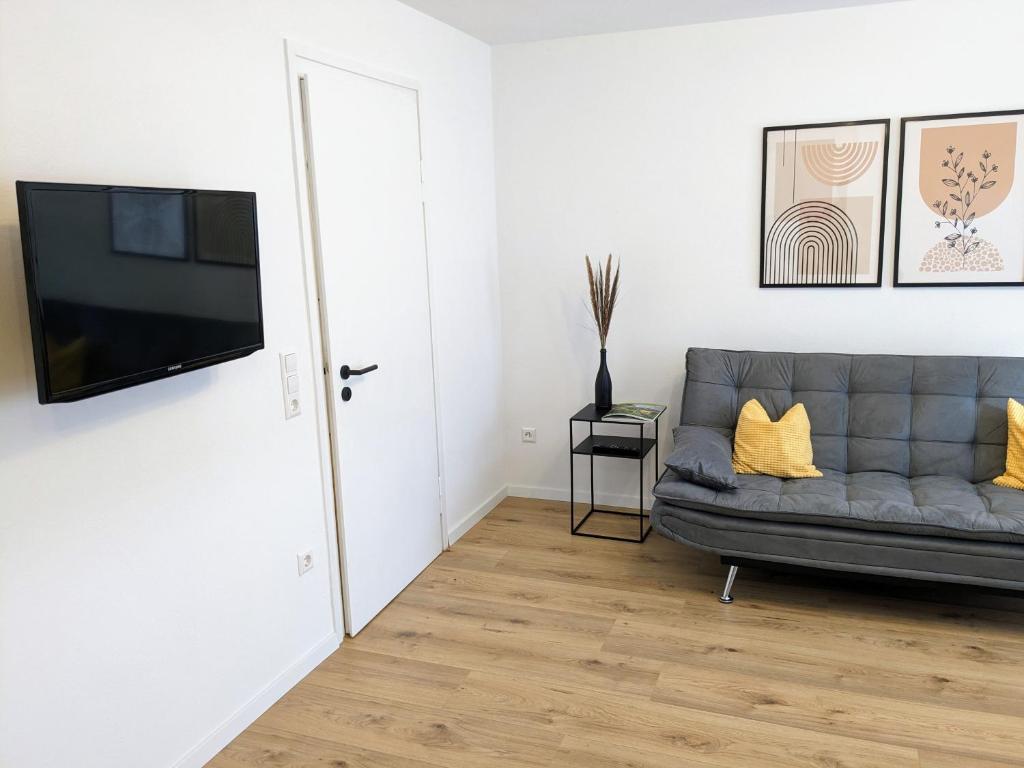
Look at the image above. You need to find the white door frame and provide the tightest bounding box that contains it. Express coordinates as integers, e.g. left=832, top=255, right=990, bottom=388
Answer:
left=283, top=39, right=451, bottom=637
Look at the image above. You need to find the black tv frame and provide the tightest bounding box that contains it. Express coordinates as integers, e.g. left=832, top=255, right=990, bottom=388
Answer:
left=16, top=181, right=265, bottom=404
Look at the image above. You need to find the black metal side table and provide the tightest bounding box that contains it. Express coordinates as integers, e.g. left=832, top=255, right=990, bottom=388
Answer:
left=569, top=403, right=666, bottom=543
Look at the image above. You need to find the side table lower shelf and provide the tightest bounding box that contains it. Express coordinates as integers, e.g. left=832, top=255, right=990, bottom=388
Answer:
left=569, top=404, right=662, bottom=543
left=570, top=504, right=651, bottom=542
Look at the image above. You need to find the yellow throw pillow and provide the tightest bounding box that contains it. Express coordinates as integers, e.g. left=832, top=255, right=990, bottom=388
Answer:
left=994, top=398, right=1024, bottom=490
left=732, top=399, right=822, bottom=478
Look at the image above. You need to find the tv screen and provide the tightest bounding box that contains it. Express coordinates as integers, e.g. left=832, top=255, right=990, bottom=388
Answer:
left=16, top=182, right=264, bottom=403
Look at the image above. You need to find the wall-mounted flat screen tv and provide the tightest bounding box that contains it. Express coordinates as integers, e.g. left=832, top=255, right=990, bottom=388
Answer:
left=16, top=182, right=264, bottom=403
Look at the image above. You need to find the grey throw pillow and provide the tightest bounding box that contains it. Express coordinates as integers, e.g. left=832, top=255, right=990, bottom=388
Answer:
left=664, top=425, right=737, bottom=491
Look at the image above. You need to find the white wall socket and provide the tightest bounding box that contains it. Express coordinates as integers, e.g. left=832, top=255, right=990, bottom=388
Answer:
left=297, top=550, right=314, bottom=576
left=521, top=427, right=537, bottom=443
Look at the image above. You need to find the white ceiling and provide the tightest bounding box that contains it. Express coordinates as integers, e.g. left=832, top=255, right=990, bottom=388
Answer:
left=397, top=0, right=907, bottom=44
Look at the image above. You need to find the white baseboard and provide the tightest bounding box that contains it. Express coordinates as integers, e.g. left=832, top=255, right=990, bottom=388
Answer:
left=171, top=631, right=341, bottom=768
left=448, top=485, right=508, bottom=544
left=508, top=484, right=653, bottom=510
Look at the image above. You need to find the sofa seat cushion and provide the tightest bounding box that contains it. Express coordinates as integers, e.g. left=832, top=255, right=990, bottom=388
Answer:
left=653, top=468, right=1024, bottom=544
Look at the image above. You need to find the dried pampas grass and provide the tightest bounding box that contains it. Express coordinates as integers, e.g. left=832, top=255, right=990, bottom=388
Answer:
left=585, top=254, right=619, bottom=349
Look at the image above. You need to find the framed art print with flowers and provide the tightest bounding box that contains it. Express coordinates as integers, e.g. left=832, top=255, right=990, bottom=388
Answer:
left=894, top=108, right=1024, bottom=286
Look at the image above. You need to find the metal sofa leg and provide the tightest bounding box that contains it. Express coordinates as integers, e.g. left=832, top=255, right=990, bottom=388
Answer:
left=719, top=565, right=738, bottom=604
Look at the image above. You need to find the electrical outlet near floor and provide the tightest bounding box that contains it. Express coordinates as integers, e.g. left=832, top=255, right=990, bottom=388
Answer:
left=521, top=427, right=536, bottom=443
left=297, top=550, right=314, bottom=576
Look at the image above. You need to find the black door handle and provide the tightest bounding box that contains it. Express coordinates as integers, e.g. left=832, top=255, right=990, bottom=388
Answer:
left=340, top=363, right=379, bottom=380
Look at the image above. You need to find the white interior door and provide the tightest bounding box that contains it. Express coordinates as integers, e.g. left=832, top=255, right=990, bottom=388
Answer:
left=300, top=60, right=443, bottom=635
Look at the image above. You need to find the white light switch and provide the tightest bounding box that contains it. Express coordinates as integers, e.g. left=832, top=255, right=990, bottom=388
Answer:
left=279, top=352, right=301, bottom=419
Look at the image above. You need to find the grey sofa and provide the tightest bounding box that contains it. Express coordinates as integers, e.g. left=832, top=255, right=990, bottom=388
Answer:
left=651, top=348, right=1024, bottom=602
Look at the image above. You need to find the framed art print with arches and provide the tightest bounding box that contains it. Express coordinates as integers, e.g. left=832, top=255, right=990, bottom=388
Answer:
left=760, top=119, right=890, bottom=288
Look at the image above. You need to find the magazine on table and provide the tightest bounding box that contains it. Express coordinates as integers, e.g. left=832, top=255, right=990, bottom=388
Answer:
left=601, top=403, right=667, bottom=423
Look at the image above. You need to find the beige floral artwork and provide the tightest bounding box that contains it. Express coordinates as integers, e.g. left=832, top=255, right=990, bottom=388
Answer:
left=918, top=122, right=1016, bottom=273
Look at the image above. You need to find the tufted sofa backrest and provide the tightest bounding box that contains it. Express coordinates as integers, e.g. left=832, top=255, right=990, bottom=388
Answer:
left=680, top=348, right=1024, bottom=482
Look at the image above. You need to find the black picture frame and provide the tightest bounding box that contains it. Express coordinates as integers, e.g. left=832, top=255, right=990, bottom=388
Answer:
left=760, top=118, right=890, bottom=288
left=893, top=107, right=1024, bottom=287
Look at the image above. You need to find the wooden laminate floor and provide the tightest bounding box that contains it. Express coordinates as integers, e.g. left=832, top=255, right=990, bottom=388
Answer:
left=209, top=498, right=1024, bottom=768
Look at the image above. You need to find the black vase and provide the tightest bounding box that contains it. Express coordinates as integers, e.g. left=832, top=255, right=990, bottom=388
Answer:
left=595, top=348, right=612, bottom=410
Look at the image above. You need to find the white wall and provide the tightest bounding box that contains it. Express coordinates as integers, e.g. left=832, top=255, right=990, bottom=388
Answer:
left=493, top=0, right=1024, bottom=506
left=0, top=1, right=502, bottom=767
